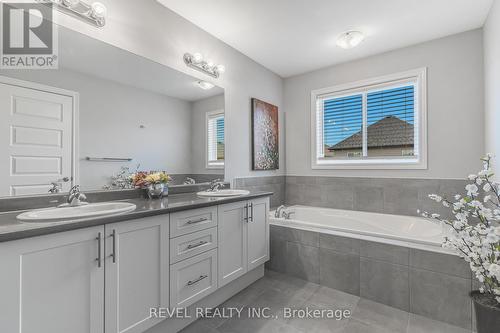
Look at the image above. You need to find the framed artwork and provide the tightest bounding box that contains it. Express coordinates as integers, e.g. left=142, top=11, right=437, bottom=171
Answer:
left=251, top=98, right=279, bottom=170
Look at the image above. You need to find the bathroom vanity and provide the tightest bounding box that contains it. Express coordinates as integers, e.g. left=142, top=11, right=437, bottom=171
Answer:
left=0, top=192, right=271, bottom=333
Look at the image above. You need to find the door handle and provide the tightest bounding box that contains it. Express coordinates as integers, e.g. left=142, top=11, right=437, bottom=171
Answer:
left=244, top=204, right=249, bottom=222
left=249, top=203, right=254, bottom=222
left=109, top=229, right=116, bottom=263
left=96, top=232, right=102, bottom=268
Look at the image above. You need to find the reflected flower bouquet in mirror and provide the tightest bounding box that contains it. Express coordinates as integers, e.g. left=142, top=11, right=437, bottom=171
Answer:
left=423, top=154, right=500, bottom=304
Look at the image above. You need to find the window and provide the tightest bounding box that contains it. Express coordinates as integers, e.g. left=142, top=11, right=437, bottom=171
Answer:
left=311, top=68, right=427, bottom=169
left=206, top=110, right=224, bottom=168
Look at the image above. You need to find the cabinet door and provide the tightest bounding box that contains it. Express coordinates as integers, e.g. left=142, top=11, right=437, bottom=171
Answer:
left=0, top=226, right=105, bottom=333
left=105, top=215, right=169, bottom=333
left=218, top=201, right=248, bottom=287
left=247, top=197, right=270, bottom=271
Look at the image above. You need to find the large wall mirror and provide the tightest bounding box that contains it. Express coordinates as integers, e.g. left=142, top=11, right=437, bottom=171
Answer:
left=0, top=27, right=225, bottom=197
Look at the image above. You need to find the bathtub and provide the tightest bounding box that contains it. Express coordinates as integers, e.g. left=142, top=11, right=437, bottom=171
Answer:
left=270, top=205, right=449, bottom=253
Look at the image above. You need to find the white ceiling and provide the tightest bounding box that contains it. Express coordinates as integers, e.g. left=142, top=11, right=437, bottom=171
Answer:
left=58, top=28, right=223, bottom=102
left=158, top=0, right=494, bottom=77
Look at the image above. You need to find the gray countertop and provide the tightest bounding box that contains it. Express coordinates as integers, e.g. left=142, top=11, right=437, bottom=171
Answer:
left=0, top=191, right=272, bottom=243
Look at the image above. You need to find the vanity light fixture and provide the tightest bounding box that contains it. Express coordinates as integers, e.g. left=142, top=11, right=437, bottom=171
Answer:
left=47, top=0, right=107, bottom=27
left=184, top=53, right=226, bottom=78
left=336, top=31, right=365, bottom=49
left=196, top=81, right=215, bottom=90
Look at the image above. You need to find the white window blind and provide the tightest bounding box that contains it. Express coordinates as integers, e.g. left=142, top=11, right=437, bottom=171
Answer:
left=311, top=68, right=427, bottom=169
left=207, top=111, right=224, bottom=168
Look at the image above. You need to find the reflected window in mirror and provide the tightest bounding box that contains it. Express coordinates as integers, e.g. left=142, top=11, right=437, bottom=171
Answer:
left=207, top=110, right=225, bottom=169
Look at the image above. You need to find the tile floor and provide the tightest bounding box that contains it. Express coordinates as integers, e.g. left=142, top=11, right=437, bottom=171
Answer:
left=180, top=270, right=472, bottom=333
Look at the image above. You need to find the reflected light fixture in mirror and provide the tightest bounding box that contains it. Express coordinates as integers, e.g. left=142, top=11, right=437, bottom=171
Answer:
left=336, top=31, right=365, bottom=49
left=196, top=81, right=215, bottom=90
left=49, top=0, right=107, bottom=27
left=184, top=53, right=226, bottom=78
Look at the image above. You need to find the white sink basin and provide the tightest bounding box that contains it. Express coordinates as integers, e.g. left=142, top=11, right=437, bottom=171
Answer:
left=17, top=202, right=137, bottom=222
left=196, top=189, right=250, bottom=198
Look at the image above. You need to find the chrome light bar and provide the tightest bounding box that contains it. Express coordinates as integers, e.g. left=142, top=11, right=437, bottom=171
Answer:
left=183, top=52, right=225, bottom=78
left=45, top=0, right=107, bottom=27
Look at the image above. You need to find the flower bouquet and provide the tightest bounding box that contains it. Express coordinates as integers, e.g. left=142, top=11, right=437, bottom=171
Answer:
left=423, top=154, right=500, bottom=333
left=132, top=171, right=172, bottom=199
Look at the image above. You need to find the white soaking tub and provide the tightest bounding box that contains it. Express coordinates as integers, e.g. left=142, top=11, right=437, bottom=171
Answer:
left=270, top=205, right=449, bottom=252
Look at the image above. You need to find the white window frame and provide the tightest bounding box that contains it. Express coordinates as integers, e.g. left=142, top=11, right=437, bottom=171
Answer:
left=206, top=109, right=225, bottom=169
left=310, top=68, right=427, bottom=170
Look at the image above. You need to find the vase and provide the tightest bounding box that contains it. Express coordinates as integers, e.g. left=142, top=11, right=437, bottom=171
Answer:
left=146, top=183, right=167, bottom=199
left=471, top=291, right=500, bottom=333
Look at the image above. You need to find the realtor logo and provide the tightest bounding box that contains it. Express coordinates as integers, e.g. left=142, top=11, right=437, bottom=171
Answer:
left=1, top=1, right=58, bottom=69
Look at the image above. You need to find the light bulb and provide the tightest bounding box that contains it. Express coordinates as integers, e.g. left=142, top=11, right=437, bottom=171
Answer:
left=336, top=31, right=365, bottom=49
left=206, top=59, right=215, bottom=68
left=196, top=81, right=215, bottom=90
left=90, top=2, right=107, bottom=19
left=216, top=64, right=226, bottom=73
left=62, top=0, right=80, bottom=7
left=192, top=53, right=203, bottom=63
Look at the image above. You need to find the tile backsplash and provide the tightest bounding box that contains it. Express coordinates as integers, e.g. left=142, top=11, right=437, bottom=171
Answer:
left=285, top=176, right=467, bottom=217
left=234, top=176, right=285, bottom=208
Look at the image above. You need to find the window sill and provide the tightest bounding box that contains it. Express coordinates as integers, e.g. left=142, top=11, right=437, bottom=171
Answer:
left=206, top=162, right=224, bottom=170
left=312, top=158, right=427, bottom=170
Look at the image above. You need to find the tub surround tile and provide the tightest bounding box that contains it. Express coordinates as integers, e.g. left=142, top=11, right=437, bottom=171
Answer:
left=266, top=237, right=287, bottom=273
left=285, top=176, right=468, bottom=217
left=269, top=222, right=473, bottom=329
left=353, top=186, right=385, bottom=213
left=285, top=242, right=320, bottom=283
left=319, top=234, right=360, bottom=255
left=319, top=248, right=360, bottom=295
left=270, top=224, right=319, bottom=247
left=409, top=249, right=471, bottom=279
left=359, top=241, right=410, bottom=265
left=360, top=258, right=410, bottom=311
left=234, top=176, right=285, bottom=208
left=409, top=268, right=472, bottom=329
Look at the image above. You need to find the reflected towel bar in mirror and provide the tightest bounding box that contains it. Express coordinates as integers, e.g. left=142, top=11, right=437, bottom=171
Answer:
left=85, top=157, right=133, bottom=162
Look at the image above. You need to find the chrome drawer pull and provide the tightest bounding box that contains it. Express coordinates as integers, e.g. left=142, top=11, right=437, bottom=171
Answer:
left=186, top=217, right=208, bottom=225
left=187, top=275, right=208, bottom=286
left=187, top=241, right=208, bottom=250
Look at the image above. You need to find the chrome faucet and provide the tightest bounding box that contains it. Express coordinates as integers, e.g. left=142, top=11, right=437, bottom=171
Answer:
left=208, top=179, right=225, bottom=192
left=67, top=185, right=88, bottom=206
left=184, top=177, right=195, bottom=185
left=275, top=205, right=286, bottom=218
left=283, top=210, right=295, bottom=220
left=48, top=177, right=70, bottom=193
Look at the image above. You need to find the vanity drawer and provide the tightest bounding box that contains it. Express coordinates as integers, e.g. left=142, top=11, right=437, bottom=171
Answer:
left=170, top=249, right=217, bottom=308
left=170, top=206, right=217, bottom=238
left=170, top=227, right=217, bottom=264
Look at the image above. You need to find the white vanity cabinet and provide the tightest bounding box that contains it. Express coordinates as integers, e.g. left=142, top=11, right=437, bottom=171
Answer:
left=218, top=197, right=270, bottom=287
left=0, top=226, right=106, bottom=333
left=104, top=215, right=169, bottom=333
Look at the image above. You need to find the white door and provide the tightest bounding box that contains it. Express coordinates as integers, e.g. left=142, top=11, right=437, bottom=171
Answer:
left=218, top=201, right=248, bottom=287
left=0, top=226, right=105, bottom=333
left=247, top=197, right=270, bottom=271
left=0, top=80, right=75, bottom=196
left=105, top=216, right=169, bottom=333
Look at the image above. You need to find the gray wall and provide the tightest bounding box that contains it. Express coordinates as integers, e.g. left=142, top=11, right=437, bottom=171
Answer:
left=50, top=0, right=285, bottom=183
left=234, top=176, right=285, bottom=208
left=484, top=1, right=500, bottom=175
left=190, top=94, right=225, bottom=176
left=284, top=29, right=484, bottom=179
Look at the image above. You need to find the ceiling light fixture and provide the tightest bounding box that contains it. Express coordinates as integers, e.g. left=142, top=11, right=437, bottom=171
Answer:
left=184, top=53, right=225, bottom=78
left=196, top=81, right=215, bottom=90
left=47, top=0, right=107, bottom=27
left=336, top=31, right=365, bottom=49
